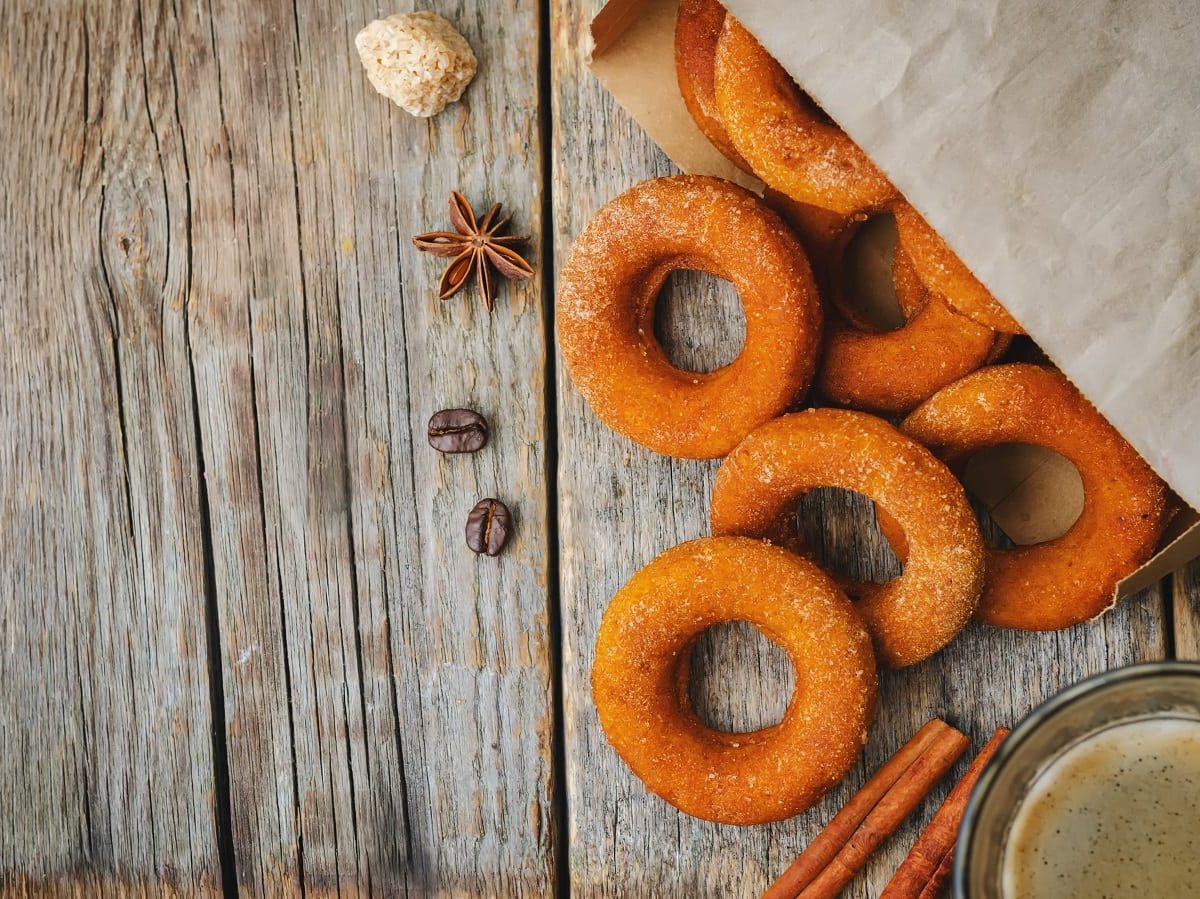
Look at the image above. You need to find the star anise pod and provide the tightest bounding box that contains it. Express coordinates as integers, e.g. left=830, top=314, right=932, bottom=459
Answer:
left=412, top=192, right=535, bottom=313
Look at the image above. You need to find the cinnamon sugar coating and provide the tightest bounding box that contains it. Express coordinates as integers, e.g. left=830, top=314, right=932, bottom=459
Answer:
left=674, top=0, right=750, bottom=171
left=557, top=175, right=822, bottom=459
left=713, top=17, right=897, bottom=215
left=893, top=203, right=1025, bottom=334
left=819, top=243, right=1003, bottom=414
left=765, top=194, right=1007, bottom=413
left=592, top=537, right=877, bottom=825
left=710, top=409, right=984, bottom=668
left=762, top=191, right=851, bottom=281
left=901, top=364, right=1172, bottom=630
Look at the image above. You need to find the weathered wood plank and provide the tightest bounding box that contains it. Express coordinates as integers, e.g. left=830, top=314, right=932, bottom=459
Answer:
left=1173, top=558, right=1200, bottom=660
left=0, top=0, right=222, bottom=893
left=549, top=3, right=1169, bottom=895
left=165, top=0, right=556, bottom=894
left=5, top=0, right=556, bottom=894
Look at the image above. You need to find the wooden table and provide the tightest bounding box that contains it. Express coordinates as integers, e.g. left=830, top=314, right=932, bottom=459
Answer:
left=3, top=1, right=1197, bottom=896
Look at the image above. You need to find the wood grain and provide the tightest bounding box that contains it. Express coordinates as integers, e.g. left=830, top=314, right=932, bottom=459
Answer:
left=1174, top=558, right=1200, bottom=660
left=3, top=0, right=1195, bottom=895
left=0, top=0, right=222, bottom=893
left=549, top=3, right=1169, bottom=896
left=3, top=0, right=555, bottom=895
left=173, top=0, right=555, bottom=894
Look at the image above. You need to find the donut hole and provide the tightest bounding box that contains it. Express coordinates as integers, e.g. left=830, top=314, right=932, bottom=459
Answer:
left=962, top=444, right=1085, bottom=546
left=689, top=621, right=795, bottom=734
left=840, top=214, right=905, bottom=332
left=792, top=487, right=904, bottom=588
left=653, top=269, right=746, bottom=373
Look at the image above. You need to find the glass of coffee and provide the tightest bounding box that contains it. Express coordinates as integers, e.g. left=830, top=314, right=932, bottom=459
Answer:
left=954, top=661, right=1200, bottom=899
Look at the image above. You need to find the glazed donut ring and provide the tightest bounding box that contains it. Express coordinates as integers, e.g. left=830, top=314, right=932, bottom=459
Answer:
left=592, top=536, right=877, bottom=825
left=893, top=203, right=1024, bottom=334
left=710, top=409, right=984, bottom=668
left=558, top=175, right=822, bottom=459
left=818, top=243, right=1003, bottom=414
left=714, top=16, right=897, bottom=215
left=901, top=364, right=1172, bottom=630
left=675, top=0, right=750, bottom=171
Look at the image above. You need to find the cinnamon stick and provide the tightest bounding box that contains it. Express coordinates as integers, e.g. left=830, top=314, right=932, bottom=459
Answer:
left=760, top=719, right=968, bottom=899
left=880, top=727, right=1011, bottom=899
left=915, top=849, right=956, bottom=899
left=796, top=726, right=971, bottom=899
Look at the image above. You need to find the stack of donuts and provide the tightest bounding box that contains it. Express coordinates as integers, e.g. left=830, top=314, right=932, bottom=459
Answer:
left=557, top=0, right=1174, bottom=826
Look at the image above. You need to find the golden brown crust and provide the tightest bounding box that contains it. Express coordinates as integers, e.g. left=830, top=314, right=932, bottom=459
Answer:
left=893, top=202, right=1025, bottom=334
left=891, top=240, right=931, bottom=318
left=713, top=16, right=897, bottom=215
left=674, top=0, right=751, bottom=170
left=558, top=175, right=822, bottom=459
left=763, top=190, right=865, bottom=302
left=592, top=536, right=877, bottom=825
left=818, top=243, right=1001, bottom=414
left=901, top=364, right=1172, bottom=630
left=710, top=409, right=984, bottom=668
left=763, top=198, right=1004, bottom=414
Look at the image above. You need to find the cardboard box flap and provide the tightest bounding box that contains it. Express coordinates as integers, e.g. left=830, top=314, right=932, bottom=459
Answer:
left=1119, top=508, right=1200, bottom=598
left=588, top=0, right=758, bottom=190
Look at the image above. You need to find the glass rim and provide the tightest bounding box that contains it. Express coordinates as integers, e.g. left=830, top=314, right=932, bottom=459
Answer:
left=953, top=659, right=1200, bottom=899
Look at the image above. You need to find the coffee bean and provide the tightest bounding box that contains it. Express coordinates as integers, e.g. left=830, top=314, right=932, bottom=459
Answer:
left=466, top=498, right=511, bottom=557
left=428, top=408, right=488, bottom=453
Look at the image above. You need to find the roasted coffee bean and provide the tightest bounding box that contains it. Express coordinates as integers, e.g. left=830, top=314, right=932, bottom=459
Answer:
left=428, top=408, right=488, bottom=453
left=465, top=498, right=511, bottom=557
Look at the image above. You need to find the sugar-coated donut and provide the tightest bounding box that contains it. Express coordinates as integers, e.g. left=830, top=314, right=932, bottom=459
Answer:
left=892, top=246, right=1014, bottom=357
left=763, top=191, right=852, bottom=274
left=558, top=175, right=822, bottom=459
left=893, top=203, right=1024, bottom=334
left=710, top=409, right=984, bottom=668
left=819, top=243, right=1003, bottom=414
left=675, top=0, right=750, bottom=171
left=592, top=536, right=877, bottom=825
left=901, top=364, right=1172, bottom=630
left=714, top=16, right=897, bottom=215
left=761, top=195, right=1007, bottom=413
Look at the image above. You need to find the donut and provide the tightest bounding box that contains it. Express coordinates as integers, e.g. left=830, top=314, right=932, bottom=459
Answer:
left=893, top=203, right=1024, bottom=334
left=558, top=175, right=822, bottom=459
left=766, top=190, right=1009, bottom=415
left=818, top=243, right=1004, bottom=414
left=764, top=190, right=861, bottom=290
left=592, top=536, right=877, bottom=825
left=710, top=409, right=984, bottom=668
left=709, top=13, right=1019, bottom=355
left=675, top=0, right=750, bottom=171
left=713, top=16, right=897, bottom=215
left=901, top=364, right=1172, bottom=630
